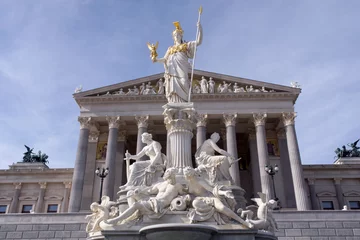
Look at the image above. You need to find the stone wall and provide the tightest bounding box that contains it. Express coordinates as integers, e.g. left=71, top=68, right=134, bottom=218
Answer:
left=274, top=210, right=360, bottom=240
left=0, top=211, right=359, bottom=239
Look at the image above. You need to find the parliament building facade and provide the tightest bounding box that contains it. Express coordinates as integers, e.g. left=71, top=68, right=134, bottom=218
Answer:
left=0, top=70, right=359, bottom=239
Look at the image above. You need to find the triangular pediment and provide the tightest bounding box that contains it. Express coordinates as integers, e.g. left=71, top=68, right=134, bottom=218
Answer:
left=74, top=69, right=301, bottom=105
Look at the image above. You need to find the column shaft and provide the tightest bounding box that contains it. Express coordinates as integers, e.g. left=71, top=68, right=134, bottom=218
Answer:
left=253, top=113, right=273, bottom=199
left=104, top=128, right=119, bottom=199
left=277, top=131, right=296, bottom=208
left=196, top=126, right=207, bottom=149
left=9, top=186, right=21, bottom=213
left=68, top=126, right=90, bottom=212
left=114, top=137, right=125, bottom=194
left=249, top=133, right=261, bottom=196
left=283, top=112, right=311, bottom=210
left=226, top=125, right=240, bottom=186
left=80, top=133, right=98, bottom=210
left=308, top=179, right=319, bottom=210
left=334, top=179, right=345, bottom=209
left=60, top=183, right=71, bottom=213
left=35, top=185, right=46, bottom=213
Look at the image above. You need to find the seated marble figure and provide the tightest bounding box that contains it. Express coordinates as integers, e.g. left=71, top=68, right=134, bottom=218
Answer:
left=195, top=132, right=238, bottom=184
left=121, top=132, right=166, bottom=190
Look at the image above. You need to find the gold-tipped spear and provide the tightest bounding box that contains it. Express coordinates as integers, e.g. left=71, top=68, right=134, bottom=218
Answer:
left=188, top=6, right=203, bottom=102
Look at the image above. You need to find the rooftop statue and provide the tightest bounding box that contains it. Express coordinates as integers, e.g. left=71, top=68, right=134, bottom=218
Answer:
left=149, top=11, right=203, bottom=103
left=335, top=139, right=360, bottom=158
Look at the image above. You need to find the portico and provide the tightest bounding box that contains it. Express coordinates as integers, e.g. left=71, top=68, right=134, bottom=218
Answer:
left=69, top=69, right=310, bottom=212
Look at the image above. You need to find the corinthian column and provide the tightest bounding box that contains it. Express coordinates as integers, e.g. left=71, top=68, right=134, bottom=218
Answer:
left=135, top=115, right=149, bottom=155
left=69, top=117, right=92, bottom=212
left=9, top=183, right=22, bottom=213
left=223, top=113, right=240, bottom=186
left=35, top=182, right=47, bottom=213
left=282, top=112, right=311, bottom=210
left=114, top=130, right=126, bottom=191
left=104, top=116, right=121, bottom=200
left=253, top=113, right=273, bottom=199
left=195, top=113, right=208, bottom=149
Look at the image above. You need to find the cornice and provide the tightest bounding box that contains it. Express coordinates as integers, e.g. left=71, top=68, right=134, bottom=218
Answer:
left=75, top=92, right=298, bottom=105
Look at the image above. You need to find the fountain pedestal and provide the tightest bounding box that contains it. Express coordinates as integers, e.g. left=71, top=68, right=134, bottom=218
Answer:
left=163, top=102, right=196, bottom=173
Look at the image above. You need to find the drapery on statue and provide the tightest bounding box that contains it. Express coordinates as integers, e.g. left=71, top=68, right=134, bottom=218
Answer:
left=120, top=132, right=167, bottom=190
left=149, top=21, right=203, bottom=103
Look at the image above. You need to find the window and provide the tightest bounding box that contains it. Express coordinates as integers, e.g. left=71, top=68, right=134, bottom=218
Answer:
left=349, top=201, right=360, bottom=210
left=321, top=201, right=334, bottom=210
left=21, top=205, right=33, bottom=213
left=47, top=204, right=58, bottom=213
left=0, top=205, right=7, bottom=214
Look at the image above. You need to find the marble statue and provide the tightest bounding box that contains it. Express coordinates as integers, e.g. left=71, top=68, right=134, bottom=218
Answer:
left=208, top=77, right=215, bottom=93
left=86, top=196, right=118, bottom=234
left=233, top=83, right=245, bottom=93
left=115, top=88, right=125, bottom=95
left=193, top=84, right=201, bottom=94
left=246, top=85, right=254, bottom=92
left=219, top=81, right=232, bottom=93
left=139, top=83, right=146, bottom=95
left=151, top=21, right=203, bottom=103
left=156, top=78, right=165, bottom=94
left=143, top=82, right=156, bottom=95
left=261, top=86, right=268, bottom=92
left=121, top=133, right=166, bottom=190
left=237, top=192, right=278, bottom=233
left=126, top=86, right=139, bottom=95
left=290, top=81, right=301, bottom=88
left=195, top=132, right=237, bottom=184
left=74, top=85, right=82, bottom=93
left=106, top=168, right=184, bottom=225
left=200, top=76, right=209, bottom=93
left=184, top=167, right=252, bottom=228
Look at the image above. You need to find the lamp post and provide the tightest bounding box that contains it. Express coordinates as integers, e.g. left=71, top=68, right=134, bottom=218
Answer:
left=264, top=164, right=279, bottom=201
left=95, top=167, right=109, bottom=204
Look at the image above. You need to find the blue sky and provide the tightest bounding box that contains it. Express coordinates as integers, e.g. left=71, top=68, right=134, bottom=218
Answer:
left=0, top=0, right=359, bottom=169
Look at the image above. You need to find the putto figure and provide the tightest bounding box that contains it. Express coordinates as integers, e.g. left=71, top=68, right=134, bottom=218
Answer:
left=151, top=21, right=203, bottom=103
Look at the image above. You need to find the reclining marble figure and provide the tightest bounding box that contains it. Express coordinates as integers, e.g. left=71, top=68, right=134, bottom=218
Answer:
left=105, top=168, right=184, bottom=225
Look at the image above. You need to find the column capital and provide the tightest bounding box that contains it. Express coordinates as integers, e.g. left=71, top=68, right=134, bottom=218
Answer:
left=277, top=128, right=286, bottom=139
left=282, top=112, right=297, bottom=126
left=88, top=130, right=100, bottom=143
left=195, top=113, right=208, bottom=127
left=248, top=128, right=256, bottom=140
left=334, top=178, right=342, bottom=185
left=63, top=182, right=72, bottom=189
left=307, top=178, right=316, bottom=185
left=253, top=113, right=267, bottom=127
left=223, top=113, right=237, bottom=127
left=135, top=115, right=149, bottom=128
left=14, top=182, right=22, bottom=189
left=39, top=182, right=47, bottom=189
left=78, top=117, right=93, bottom=129
left=118, top=130, right=127, bottom=141
left=106, top=116, right=121, bottom=129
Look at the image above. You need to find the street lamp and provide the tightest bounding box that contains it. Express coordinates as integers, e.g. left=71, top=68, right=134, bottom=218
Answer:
left=95, top=167, right=109, bottom=203
left=264, top=164, right=279, bottom=201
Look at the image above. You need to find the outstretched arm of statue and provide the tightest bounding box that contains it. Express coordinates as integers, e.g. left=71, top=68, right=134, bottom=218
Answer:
left=210, top=140, right=233, bottom=159
left=154, top=48, right=170, bottom=64
left=196, top=22, right=203, bottom=46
